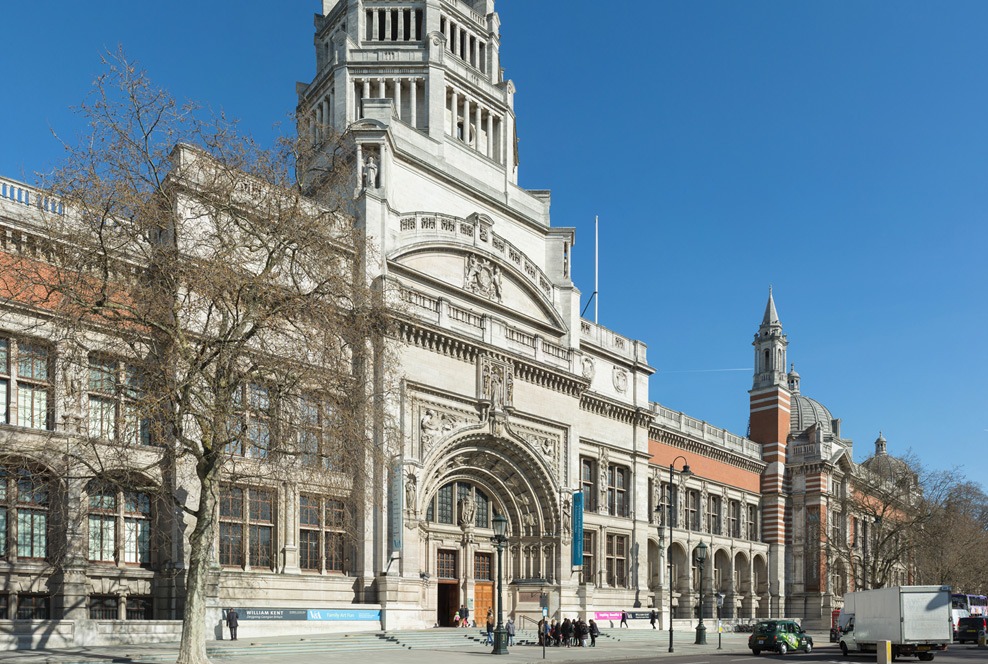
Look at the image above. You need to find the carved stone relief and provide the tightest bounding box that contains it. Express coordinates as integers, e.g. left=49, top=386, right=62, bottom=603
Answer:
left=464, top=253, right=503, bottom=302
left=479, top=355, right=513, bottom=410
left=581, top=356, right=596, bottom=381
left=420, top=408, right=457, bottom=449
left=612, top=367, right=629, bottom=393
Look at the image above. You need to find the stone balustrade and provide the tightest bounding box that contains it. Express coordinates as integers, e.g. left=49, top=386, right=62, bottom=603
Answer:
left=650, top=402, right=763, bottom=460
left=0, top=177, right=63, bottom=216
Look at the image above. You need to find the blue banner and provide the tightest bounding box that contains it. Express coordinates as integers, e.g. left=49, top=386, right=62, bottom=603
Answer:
left=571, top=491, right=584, bottom=565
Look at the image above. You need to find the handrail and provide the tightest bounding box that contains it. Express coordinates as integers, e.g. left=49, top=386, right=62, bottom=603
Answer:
left=518, top=614, right=541, bottom=631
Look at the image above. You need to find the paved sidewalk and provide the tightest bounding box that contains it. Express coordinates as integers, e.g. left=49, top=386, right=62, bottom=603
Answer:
left=0, top=629, right=836, bottom=664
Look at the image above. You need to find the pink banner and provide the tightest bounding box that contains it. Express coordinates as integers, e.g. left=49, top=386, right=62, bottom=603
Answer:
left=595, top=611, right=622, bottom=621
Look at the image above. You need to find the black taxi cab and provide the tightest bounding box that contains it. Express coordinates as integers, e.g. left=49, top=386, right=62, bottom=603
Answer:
left=749, top=619, right=814, bottom=655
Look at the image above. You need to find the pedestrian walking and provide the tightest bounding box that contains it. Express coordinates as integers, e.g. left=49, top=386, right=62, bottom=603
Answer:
left=589, top=618, right=599, bottom=647
left=620, top=610, right=629, bottom=628
left=506, top=617, right=515, bottom=646
left=650, top=608, right=657, bottom=629
left=562, top=617, right=573, bottom=647
left=225, top=608, right=239, bottom=641
left=485, top=615, right=494, bottom=645
left=578, top=618, right=589, bottom=647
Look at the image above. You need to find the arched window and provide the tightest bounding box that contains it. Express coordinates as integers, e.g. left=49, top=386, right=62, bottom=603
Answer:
left=426, top=481, right=491, bottom=528
left=764, top=349, right=770, bottom=371
left=87, top=480, right=152, bottom=566
left=0, top=467, right=49, bottom=560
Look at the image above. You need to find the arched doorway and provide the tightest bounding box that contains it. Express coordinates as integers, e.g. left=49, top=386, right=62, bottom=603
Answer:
left=413, top=428, right=561, bottom=627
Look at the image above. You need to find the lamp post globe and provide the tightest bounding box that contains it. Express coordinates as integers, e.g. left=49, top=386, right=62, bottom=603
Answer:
left=491, top=513, right=509, bottom=655
left=694, top=540, right=708, bottom=645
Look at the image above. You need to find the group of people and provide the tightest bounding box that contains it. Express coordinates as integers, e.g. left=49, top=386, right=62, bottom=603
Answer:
left=452, top=604, right=473, bottom=628
left=537, top=617, right=599, bottom=648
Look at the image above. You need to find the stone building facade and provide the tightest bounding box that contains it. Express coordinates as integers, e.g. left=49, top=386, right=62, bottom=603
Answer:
left=0, top=0, right=910, bottom=647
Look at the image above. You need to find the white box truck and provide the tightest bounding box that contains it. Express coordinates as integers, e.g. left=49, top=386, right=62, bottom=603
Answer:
left=838, top=586, right=952, bottom=661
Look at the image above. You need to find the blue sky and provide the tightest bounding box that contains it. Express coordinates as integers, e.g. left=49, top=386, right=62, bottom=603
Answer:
left=1, top=2, right=985, bottom=490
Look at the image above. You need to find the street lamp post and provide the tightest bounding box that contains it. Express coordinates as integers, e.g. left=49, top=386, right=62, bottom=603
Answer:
left=657, top=457, right=692, bottom=653
left=694, top=540, right=708, bottom=645
left=491, top=513, right=509, bottom=655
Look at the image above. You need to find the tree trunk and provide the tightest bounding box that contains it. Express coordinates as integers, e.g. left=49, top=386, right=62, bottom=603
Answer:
left=177, top=472, right=219, bottom=664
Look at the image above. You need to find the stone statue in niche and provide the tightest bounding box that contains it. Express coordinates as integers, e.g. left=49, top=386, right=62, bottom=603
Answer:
left=480, top=357, right=513, bottom=411
left=459, top=495, right=475, bottom=527
left=561, top=497, right=572, bottom=537
left=405, top=471, right=417, bottom=510
left=464, top=253, right=503, bottom=303
left=363, top=155, right=379, bottom=189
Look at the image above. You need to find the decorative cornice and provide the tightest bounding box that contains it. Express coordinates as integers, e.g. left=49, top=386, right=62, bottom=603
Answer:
left=394, top=316, right=587, bottom=398
left=650, top=427, right=767, bottom=475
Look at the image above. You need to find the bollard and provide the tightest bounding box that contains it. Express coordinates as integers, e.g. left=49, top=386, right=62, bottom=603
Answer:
left=877, top=640, right=892, bottom=664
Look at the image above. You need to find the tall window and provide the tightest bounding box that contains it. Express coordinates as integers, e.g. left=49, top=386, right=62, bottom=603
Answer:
left=87, top=483, right=152, bottom=565
left=662, top=482, right=679, bottom=528
left=299, top=495, right=347, bottom=573
left=437, top=549, right=457, bottom=579
left=88, top=356, right=149, bottom=445
left=8, top=469, right=48, bottom=559
left=686, top=490, right=700, bottom=531
left=227, top=384, right=273, bottom=458
left=607, top=466, right=629, bottom=518
left=581, top=530, right=596, bottom=586
left=729, top=500, right=741, bottom=538
left=219, top=486, right=275, bottom=569
left=707, top=495, right=722, bottom=535
left=1, top=340, right=52, bottom=430
left=88, top=485, right=116, bottom=562
left=17, top=342, right=51, bottom=429
left=580, top=458, right=597, bottom=512
left=474, top=552, right=492, bottom=581
left=89, top=595, right=118, bottom=620
left=298, top=396, right=337, bottom=470
left=746, top=504, right=759, bottom=541
left=605, top=533, right=628, bottom=587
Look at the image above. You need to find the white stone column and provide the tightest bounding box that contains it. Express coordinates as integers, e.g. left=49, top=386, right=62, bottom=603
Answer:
left=474, top=104, right=482, bottom=150
left=362, top=78, right=370, bottom=101
left=410, top=78, right=418, bottom=129
left=472, top=36, right=479, bottom=68
left=486, top=112, right=494, bottom=158
left=369, top=10, right=377, bottom=41
left=394, top=78, right=402, bottom=121
left=378, top=78, right=386, bottom=99
left=384, top=9, right=392, bottom=41
left=398, top=9, right=405, bottom=41
left=449, top=88, right=458, bottom=136
left=462, top=97, right=471, bottom=143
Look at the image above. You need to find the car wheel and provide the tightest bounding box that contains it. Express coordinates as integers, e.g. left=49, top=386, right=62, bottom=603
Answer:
left=778, top=642, right=788, bottom=656
left=804, top=642, right=813, bottom=654
left=918, top=654, right=934, bottom=662
left=840, top=642, right=849, bottom=657
left=752, top=649, right=761, bottom=656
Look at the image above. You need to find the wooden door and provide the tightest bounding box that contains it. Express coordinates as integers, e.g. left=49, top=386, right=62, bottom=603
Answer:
left=475, top=582, right=493, bottom=625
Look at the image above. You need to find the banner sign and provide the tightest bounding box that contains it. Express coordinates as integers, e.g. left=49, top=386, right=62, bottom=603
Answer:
left=239, top=608, right=381, bottom=621
left=571, top=491, right=584, bottom=566
left=388, top=459, right=403, bottom=554
left=593, top=610, right=652, bottom=621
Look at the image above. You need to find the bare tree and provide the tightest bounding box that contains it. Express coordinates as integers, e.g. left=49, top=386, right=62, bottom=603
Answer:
left=1, top=50, right=392, bottom=663
left=914, top=481, right=988, bottom=593
left=828, top=452, right=955, bottom=592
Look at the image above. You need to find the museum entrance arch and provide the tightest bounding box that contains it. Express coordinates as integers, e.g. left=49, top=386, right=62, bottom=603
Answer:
left=415, top=427, right=562, bottom=626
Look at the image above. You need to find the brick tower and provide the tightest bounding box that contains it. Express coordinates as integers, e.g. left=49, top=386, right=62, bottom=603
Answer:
left=749, top=288, right=790, bottom=617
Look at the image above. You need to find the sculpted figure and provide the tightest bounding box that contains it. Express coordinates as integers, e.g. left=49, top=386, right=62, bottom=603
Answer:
left=363, top=156, right=379, bottom=189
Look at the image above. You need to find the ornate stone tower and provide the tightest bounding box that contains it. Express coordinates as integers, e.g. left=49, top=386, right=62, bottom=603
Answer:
left=749, top=288, right=790, bottom=617
left=298, top=0, right=517, bottom=190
